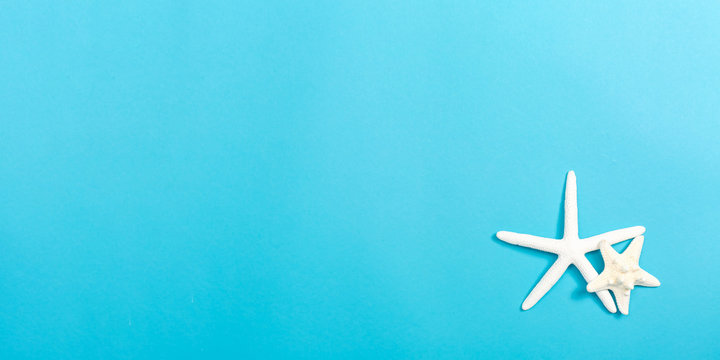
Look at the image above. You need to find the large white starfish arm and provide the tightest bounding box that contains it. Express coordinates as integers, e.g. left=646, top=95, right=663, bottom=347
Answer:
left=563, top=171, right=578, bottom=238
left=586, top=237, right=660, bottom=315
left=579, top=226, right=646, bottom=253
left=496, top=232, right=560, bottom=253
left=522, top=258, right=570, bottom=310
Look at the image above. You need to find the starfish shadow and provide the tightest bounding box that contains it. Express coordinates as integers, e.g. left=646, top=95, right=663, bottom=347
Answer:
left=491, top=178, right=610, bottom=313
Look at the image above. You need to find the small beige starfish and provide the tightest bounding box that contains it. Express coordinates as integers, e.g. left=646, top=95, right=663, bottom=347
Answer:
left=586, top=236, right=661, bottom=315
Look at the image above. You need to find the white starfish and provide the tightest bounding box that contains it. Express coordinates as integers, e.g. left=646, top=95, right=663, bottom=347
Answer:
left=496, top=171, right=645, bottom=313
left=586, top=236, right=660, bottom=315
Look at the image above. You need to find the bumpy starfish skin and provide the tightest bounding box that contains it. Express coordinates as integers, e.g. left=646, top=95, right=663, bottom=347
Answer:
left=586, top=236, right=660, bottom=315
left=497, top=171, right=645, bottom=313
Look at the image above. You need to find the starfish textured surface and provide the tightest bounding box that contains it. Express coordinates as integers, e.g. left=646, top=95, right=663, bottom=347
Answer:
left=586, top=236, right=660, bottom=315
left=496, top=171, right=645, bottom=313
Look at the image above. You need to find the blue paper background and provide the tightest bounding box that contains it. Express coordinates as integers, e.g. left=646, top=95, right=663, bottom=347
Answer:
left=1, top=1, right=719, bottom=358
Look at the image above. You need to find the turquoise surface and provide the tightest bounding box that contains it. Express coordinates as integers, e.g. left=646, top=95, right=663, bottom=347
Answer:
left=1, top=1, right=719, bottom=358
